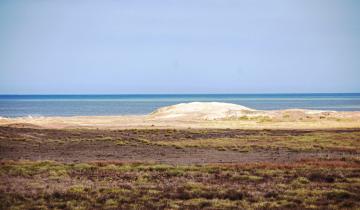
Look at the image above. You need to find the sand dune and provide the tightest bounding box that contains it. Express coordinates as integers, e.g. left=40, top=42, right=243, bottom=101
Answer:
left=150, top=102, right=255, bottom=120
left=150, top=102, right=360, bottom=121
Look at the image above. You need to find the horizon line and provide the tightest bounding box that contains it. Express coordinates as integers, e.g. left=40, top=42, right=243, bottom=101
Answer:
left=0, top=92, right=359, bottom=96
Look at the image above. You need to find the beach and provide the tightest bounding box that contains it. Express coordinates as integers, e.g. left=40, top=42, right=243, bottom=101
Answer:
left=1, top=101, right=360, bottom=130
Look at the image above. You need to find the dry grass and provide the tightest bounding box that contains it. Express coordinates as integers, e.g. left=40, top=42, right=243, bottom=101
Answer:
left=2, top=127, right=359, bottom=153
left=0, top=159, right=359, bottom=209
left=1, top=127, right=359, bottom=209
left=152, top=130, right=360, bottom=152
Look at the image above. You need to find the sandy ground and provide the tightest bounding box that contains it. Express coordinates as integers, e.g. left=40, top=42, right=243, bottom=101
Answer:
left=0, top=114, right=359, bottom=130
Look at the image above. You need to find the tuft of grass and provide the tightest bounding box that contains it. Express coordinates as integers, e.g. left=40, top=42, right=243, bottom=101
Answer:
left=68, top=185, right=85, bottom=194
left=104, top=199, right=118, bottom=208
left=173, top=145, right=184, bottom=149
left=73, top=163, right=93, bottom=171
left=291, top=177, right=310, bottom=187
left=100, top=136, right=113, bottom=141
left=115, top=140, right=127, bottom=145
left=231, top=174, right=263, bottom=181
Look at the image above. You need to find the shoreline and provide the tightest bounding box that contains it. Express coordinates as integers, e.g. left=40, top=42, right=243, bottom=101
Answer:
left=1, top=115, right=360, bottom=130
left=1, top=102, right=360, bottom=129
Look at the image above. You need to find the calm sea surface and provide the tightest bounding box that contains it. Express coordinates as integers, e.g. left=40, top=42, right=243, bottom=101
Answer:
left=0, top=94, right=359, bottom=117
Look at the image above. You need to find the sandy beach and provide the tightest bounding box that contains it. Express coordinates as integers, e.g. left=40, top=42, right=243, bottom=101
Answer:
left=1, top=102, right=360, bottom=130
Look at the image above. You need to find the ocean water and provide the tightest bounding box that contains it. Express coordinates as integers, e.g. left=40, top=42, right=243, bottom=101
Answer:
left=0, top=94, right=359, bottom=117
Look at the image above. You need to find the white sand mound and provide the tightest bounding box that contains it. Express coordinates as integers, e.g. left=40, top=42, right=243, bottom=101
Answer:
left=150, top=102, right=257, bottom=120
left=149, top=102, right=360, bottom=121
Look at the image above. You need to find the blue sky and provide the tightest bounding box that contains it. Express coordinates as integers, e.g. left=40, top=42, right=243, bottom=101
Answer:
left=0, top=0, right=359, bottom=94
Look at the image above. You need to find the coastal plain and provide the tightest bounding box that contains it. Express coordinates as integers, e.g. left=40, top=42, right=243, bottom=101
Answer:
left=0, top=103, right=360, bottom=209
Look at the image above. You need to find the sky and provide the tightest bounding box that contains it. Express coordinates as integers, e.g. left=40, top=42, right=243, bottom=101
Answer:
left=0, top=0, right=359, bottom=94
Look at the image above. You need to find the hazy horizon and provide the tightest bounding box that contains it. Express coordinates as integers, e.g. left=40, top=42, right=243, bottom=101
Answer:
left=1, top=0, right=360, bottom=94
left=0, top=92, right=360, bottom=96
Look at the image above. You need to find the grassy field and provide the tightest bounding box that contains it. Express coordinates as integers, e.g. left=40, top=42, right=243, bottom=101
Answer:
left=1, top=127, right=359, bottom=153
left=0, top=127, right=359, bottom=209
left=1, top=159, right=360, bottom=209
left=148, top=130, right=360, bottom=152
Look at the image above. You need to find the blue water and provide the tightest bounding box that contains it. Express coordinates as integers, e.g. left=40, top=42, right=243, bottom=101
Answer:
left=0, top=94, right=360, bottom=117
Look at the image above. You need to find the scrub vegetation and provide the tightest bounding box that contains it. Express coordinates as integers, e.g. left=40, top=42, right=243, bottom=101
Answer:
left=1, top=127, right=359, bottom=153
left=1, top=159, right=359, bottom=209
left=152, top=131, right=360, bottom=152
left=0, top=126, right=359, bottom=209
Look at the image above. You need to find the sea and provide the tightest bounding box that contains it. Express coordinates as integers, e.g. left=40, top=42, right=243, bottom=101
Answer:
left=0, top=93, right=359, bottom=117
